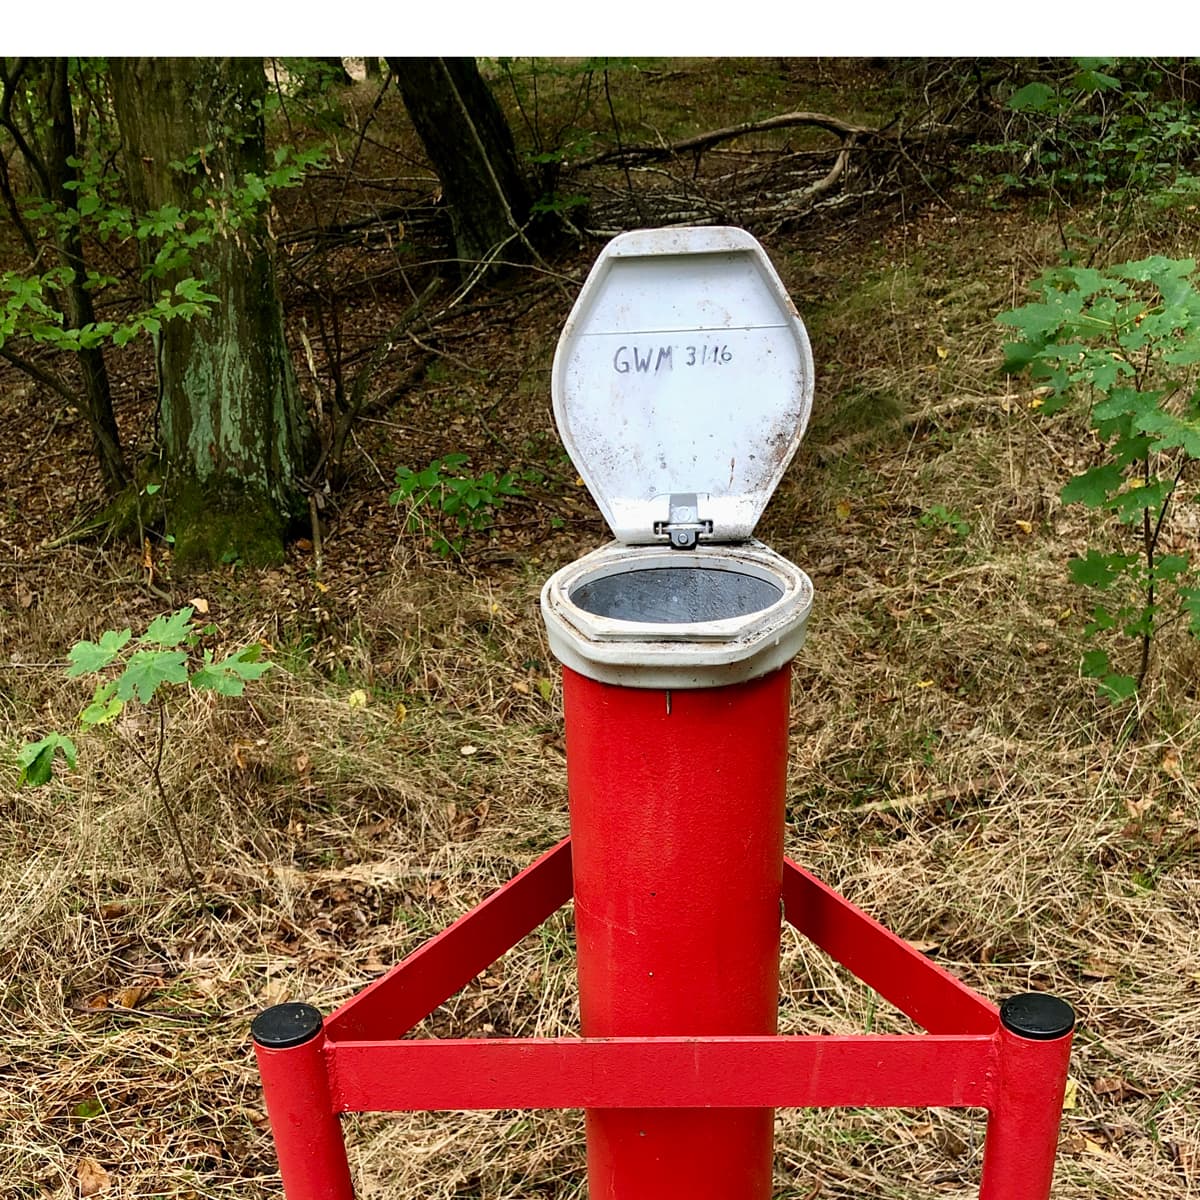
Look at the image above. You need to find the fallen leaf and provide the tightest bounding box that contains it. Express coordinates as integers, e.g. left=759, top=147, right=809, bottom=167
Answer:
left=16, top=582, right=33, bottom=608
left=908, top=940, right=940, bottom=955
left=916, top=679, right=935, bottom=689
left=393, top=701, right=407, bottom=724
left=1062, top=1076, right=1078, bottom=1109
left=347, top=689, right=369, bottom=708
left=1162, top=750, right=1183, bottom=779
left=77, top=1157, right=110, bottom=1196
left=512, top=680, right=530, bottom=695
left=99, top=902, right=129, bottom=920
left=189, top=596, right=210, bottom=614
left=460, top=744, right=478, bottom=757
left=835, top=499, right=852, bottom=521
left=294, top=752, right=311, bottom=776
left=1015, top=519, right=1034, bottom=534
left=936, top=346, right=949, bottom=359
left=112, top=984, right=150, bottom=1010
left=1124, top=794, right=1154, bottom=819
left=294, top=538, right=313, bottom=552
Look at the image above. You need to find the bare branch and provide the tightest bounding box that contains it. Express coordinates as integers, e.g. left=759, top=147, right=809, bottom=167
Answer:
left=574, top=110, right=881, bottom=169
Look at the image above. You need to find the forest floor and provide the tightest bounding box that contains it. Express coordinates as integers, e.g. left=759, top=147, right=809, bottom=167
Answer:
left=1, top=58, right=1199, bottom=1199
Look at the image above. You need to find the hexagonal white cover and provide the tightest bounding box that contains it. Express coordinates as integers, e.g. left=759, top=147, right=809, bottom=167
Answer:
left=552, top=227, right=814, bottom=544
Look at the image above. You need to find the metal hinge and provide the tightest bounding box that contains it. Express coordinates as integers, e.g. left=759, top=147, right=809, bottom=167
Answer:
left=653, top=493, right=713, bottom=550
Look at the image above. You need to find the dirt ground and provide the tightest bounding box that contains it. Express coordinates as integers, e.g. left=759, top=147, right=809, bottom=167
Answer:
left=1, top=58, right=1198, bottom=1199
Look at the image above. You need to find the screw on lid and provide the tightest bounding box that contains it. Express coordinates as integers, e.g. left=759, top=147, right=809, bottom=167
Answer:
left=252, top=1002, right=324, bottom=1049
left=999, top=993, right=1075, bottom=1041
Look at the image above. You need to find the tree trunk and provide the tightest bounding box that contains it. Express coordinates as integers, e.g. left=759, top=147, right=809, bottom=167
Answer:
left=386, top=57, right=533, bottom=270
left=0, top=57, right=129, bottom=493
left=110, top=57, right=311, bottom=566
left=43, top=60, right=129, bottom=493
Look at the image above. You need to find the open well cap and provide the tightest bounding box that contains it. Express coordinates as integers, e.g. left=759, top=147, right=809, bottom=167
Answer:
left=542, top=227, right=815, bottom=689
left=552, top=226, right=814, bottom=547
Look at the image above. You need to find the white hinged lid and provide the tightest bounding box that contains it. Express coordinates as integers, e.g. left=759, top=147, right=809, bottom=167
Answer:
left=552, top=226, right=814, bottom=546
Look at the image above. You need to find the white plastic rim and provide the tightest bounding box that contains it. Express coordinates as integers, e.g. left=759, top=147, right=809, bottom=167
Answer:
left=551, top=226, right=815, bottom=545
left=541, top=540, right=813, bottom=690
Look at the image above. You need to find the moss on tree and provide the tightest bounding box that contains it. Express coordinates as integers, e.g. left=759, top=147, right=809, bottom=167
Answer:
left=166, top=477, right=289, bottom=568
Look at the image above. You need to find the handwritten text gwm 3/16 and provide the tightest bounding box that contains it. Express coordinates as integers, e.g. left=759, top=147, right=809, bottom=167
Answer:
left=612, top=344, right=734, bottom=374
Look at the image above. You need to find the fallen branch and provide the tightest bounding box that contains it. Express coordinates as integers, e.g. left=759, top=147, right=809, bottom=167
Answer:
left=575, top=110, right=881, bottom=169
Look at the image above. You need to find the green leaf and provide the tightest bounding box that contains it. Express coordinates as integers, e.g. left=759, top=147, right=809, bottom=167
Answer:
left=1071, top=68, right=1121, bottom=93
left=1153, top=553, right=1191, bottom=583
left=80, top=680, right=123, bottom=727
left=1069, top=550, right=1136, bottom=589
left=1182, top=586, right=1200, bottom=634
left=115, top=650, right=189, bottom=703
left=1061, top=463, right=1125, bottom=507
left=1111, top=255, right=1195, bottom=285
left=190, top=645, right=271, bottom=696
left=1008, top=82, right=1058, bottom=112
left=997, top=300, right=1066, bottom=342
left=17, top=733, right=77, bottom=786
left=1081, top=648, right=1111, bottom=677
left=66, top=628, right=132, bottom=676
left=1134, top=409, right=1200, bottom=456
left=139, top=607, right=194, bottom=649
left=1097, top=673, right=1138, bottom=701
left=1108, top=478, right=1175, bottom=524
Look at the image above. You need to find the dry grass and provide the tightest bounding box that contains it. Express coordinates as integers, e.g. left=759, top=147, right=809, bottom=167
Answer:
left=4, top=63, right=1200, bottom=1200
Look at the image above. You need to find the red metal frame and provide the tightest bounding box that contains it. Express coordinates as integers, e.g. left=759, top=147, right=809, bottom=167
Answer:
left=254, top=836, right=1072, bottom=1200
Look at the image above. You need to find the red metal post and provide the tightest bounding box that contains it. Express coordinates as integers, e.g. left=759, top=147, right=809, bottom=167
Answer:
left=253, top=1003, right=355, bottom=1200
left=562, top=665, right=791, bottom=1200
left=979, top=994, right=1075, bottom=1200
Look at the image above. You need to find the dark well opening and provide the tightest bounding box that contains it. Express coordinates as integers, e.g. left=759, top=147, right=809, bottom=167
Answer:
left=570, top=566, right=783, bottom=624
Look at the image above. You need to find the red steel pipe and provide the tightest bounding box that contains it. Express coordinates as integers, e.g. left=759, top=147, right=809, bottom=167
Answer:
left=328, top=1033, right=995, bottom=1112
left=979, top=994, right=1075, bottom=1200
left=562, top=665, right=791, bottom=1200
left=253, top=1004, right=355, bottom=1200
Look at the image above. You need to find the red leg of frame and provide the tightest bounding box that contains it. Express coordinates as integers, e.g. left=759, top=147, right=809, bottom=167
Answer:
left=254, top=1004, right=355, bottom=1200
left=980, top=994, right=1075, bottom=1200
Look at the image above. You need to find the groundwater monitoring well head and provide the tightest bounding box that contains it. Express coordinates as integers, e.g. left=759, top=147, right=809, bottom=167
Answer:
left=541, top=227, right=816, bottom=689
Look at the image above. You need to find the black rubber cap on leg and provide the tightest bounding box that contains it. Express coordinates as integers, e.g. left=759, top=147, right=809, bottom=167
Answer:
left=1000, top=993, right=1075, bottom=1041
left=252, top=1002, right=324, bottom=1049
